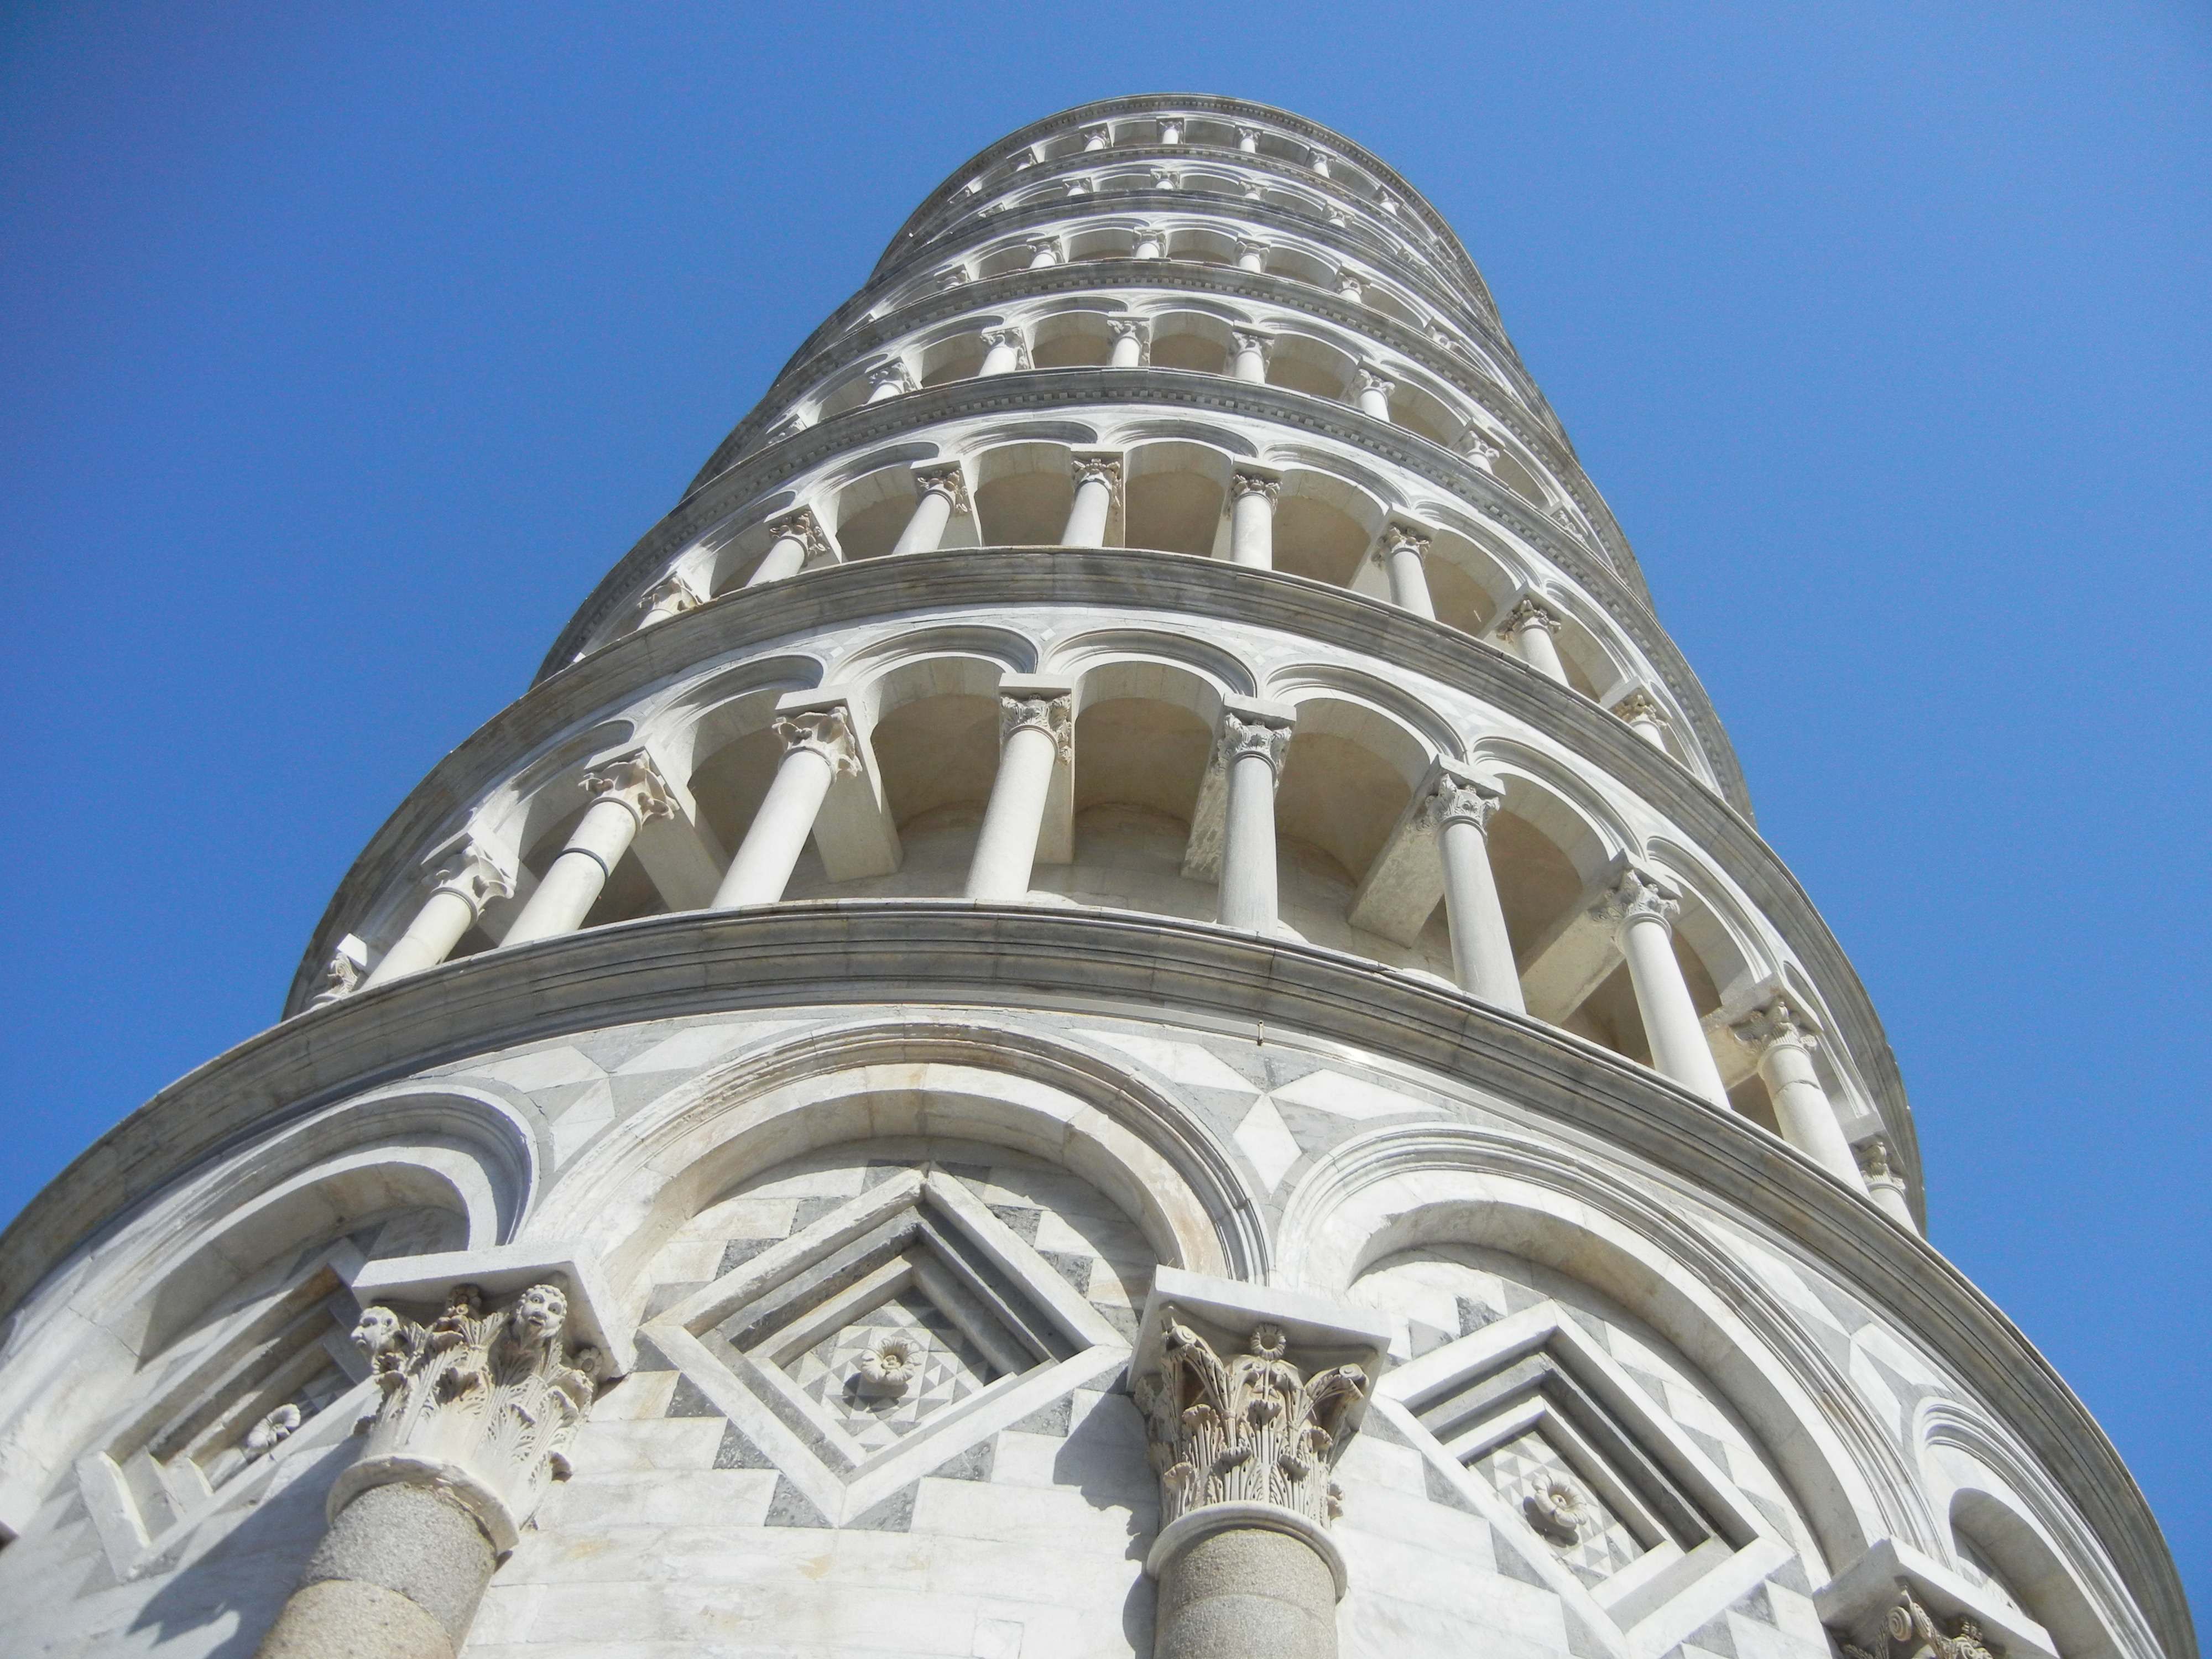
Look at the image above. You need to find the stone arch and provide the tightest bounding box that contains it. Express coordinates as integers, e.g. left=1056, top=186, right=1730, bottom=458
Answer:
left=1146, top=306, right=1236, bottom=375
left=971, top=438, right=1081, bottom=545
left=1121, top=437, right=1232, bottom=556
left=658, top=656, right=825, bottom=857
left=1271, top=463, right=1389, bottom=588
left=1027, top=304, right=1120, bottom=368
left=1277, top=1125, right=1910, bottom=1573
left=1266, top=328, right=1359, bottom=401
left=1917, top=1401, right=2144, bottom=1659
left=529, top=1021, right=1269, bottom=1308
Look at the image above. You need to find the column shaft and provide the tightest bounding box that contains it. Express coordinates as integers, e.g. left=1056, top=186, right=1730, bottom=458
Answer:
left=1063, top=469, right=1116, bottom=547
left=891, top=485, right=958, bottom=555
left=1438, top=816, right=1524, bottom=1011
left=1155, top=1526, right=1339, bottom=1659
left=1229, top=480, right=1277, bottom=569
left=502, top=795, right=643, bottom=945
left=364, top=887, right=479, bottom=988
left=745, top=529, right=811, bottom=587
left=965, top=720, right=1060, bottom=900
left=1383, top=535, right=1435, bottom=618
left=1218, top=739, right=1285, bottom=932
left=1109, top=328, right=1145, bottom=368
left=1620, top=910, right=1730, bottom=1107
left=254, top=1483, right=494, bottom=1659
left=1231, top=335, right=1268, bottom=383
left=1757, top=1033, right=1866, bottom=1185
left=713, top=743, right=836, bottom=907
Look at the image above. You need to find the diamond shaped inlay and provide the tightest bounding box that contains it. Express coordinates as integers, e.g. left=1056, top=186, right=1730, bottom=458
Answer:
left=643, top=1164, right=1131, bottom=1526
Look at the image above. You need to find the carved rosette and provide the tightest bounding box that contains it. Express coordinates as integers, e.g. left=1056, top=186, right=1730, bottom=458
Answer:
left=581, top=750, right=677, bottom=826
left=1000, top=691, right=1073, bottom=760
left=337, top=1284, right=602, bottom=1552
left=1133, top=1313, right=1369, bottom=1533
left=1217, top=711, right=1292, bottom=774
left=773, top=707, right=864, bottom=777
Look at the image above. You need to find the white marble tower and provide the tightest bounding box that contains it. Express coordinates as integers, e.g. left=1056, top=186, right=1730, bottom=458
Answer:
left=0, top=96, right=2189, bottom=1659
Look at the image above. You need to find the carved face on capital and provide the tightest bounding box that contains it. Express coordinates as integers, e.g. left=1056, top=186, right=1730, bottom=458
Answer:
left=351, top=1305, right=403, bottom=1359
left=508, top=1283, right=569, bottom=1344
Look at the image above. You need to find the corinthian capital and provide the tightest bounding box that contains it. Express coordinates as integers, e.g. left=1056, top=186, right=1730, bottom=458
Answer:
left=1335, top=269, right=1366, bottom=300
left=765, top=506, right=833, bottom=565
left=1419, top=771, right=1500, bottom=833
left=1217, top=708, right=1293, bottom=773
left=1356, top=367, right=1396, bottom=398
left=1732, top=995, right=1819, bottom=1057
left=1070, top=453, right=1123, bottom=495
left=867, top=361, right=915, bottom=395
left=999, top=688, right=1073, bottom=758
left=913, top=463, right=973, bottom=515
left=1382, top=522, right=1431, bottom=560
left=1499, top=596, right=1564, bottom=637
left=307, top=943, right=365, bottom=1009
left=1612, top=689, right=1665, bottom=725
left=1135, top=1310, right=1369, bottom=1533
left=1230, top=328, right=1272, bottom=361
left=773, top=704, right=864, bottom=776
left=1228, top=469, right=1281, bottom=504
left=1595, top=867, right=1680, bottom=936
left=429, top=847, right=515, bottom=914
left=337, top=1282, right=602, bottom=1552
left=581, top=749, right=677, bottom=825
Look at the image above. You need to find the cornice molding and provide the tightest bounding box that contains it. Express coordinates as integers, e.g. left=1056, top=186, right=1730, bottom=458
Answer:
left=301, top=551, right=1903, bottom=1190
left=0, top=904, right=2177, bottom=1659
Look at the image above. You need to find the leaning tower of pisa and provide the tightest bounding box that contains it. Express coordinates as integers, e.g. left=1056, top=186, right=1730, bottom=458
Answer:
left=0, top=95, right=2188, bottom=1659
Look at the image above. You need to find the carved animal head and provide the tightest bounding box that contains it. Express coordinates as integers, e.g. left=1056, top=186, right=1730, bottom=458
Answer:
left=507, top=1282, right=569, bottom=1345
left=351, top=1305, right=405, bottom=1359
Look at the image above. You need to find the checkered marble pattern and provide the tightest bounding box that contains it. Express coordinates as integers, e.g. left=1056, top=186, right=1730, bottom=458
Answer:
left=1475, top=1430, right=1643, bottom=1587
left=786, top=1287, right=998, bottom=1453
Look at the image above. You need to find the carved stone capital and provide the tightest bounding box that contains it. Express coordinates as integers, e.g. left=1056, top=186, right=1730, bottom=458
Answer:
left=1356, top=367, right=1396, bottom=398
left=999, top=689, right=1073, bottom=759
left=1217, top=709, right=1293, bottom=773
left=1613, top=688, right=1666, bottom=725
left=1236, top=236, right=1271, bottom=262
left=773, top=705, right=864, bottom=777
left=1234, top=124, right=1261, bottom=151
left=581, top=750, right=677, bottom=826
left=1070, top=454, right=1123, bottom=496
left=1027, top=237, right=1061, bottom=263
left=936, top=265, right=970, bottom=289
left=1108, top=317, right=1150, bottom=342
left=1081, top=124, right=1112, bottom=150
left=765, top=507, right=833, bottom=565
left=429, top=848, right=515, bottom=915
left=1230, top=328, right=1272, bottom=360
left=635, top=569, right=705, bottom=624
left=1381, top=523, right=1431, bottom=561
left=1499, top=595, right=1564, bottom=638
left=1335, top=269, right=1366, bottom=299
left=867, top=361, right=915, bottom=394
left=1419, top=772, right=1501, bottom=833
left=1461, top=431, right=1501, bottom=464
left=1157, top=118, right=1183, bottom=144
left=1733, top=996, right=1819, bottom=1057
left=336, top=1282, right=602, bottom=1553
left=1856, top=1136, right=1901, bottom=1186
left=913, top=465, right=973, bottom=515
left=1596, top=867, right=1679, bottom=936
left=1228, top=470, right=1281, bottom=505
left=307, top=945, right=365, bottom=1009
left=1149, top=166, right=1180, bottom=190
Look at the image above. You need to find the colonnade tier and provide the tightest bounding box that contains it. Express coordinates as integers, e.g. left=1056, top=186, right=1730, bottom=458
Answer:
left=293, top=552, right=1920, bottom=1223
left=544, top=396, right=1724, bottom=807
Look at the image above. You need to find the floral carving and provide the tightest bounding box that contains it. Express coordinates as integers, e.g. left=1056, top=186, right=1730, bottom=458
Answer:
left=1840, top=1590, right=2005, bottom=1659
left=1522, top=1475, right=1597, bottom=1547
left=242, top=1403, right=302, bottom=1461
left=773, top=707, right=864, bottom=777
left=1217, top=712, right=1292, bottom=773
left=1132, top=1313, right=1369, bottom=1532
left=339, top=1282, right=602, bottom=1552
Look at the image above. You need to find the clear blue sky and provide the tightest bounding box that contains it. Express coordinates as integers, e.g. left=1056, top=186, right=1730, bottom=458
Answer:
left=4, top=0, right=2206, bottom=1618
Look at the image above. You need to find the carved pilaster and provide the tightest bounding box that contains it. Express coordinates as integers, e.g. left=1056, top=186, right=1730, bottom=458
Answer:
left=1134, top=1311, right=1369, bottom=1536
left=335, top=1282, right=601, bottom=1553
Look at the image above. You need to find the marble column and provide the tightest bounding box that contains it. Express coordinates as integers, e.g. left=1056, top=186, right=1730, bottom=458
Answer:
left=1733, top=999, right=1866, bottom=1186
left=1236, top=237, right=1270, bottom=273
left=1062, top=454, right=1121, bottom=547
left=1613, top=689, right=1669, bottom=749
left=1216, top=705, right=1294, bottom=933
left=713, top=703, right=862, bottom=907
left=1354, top=368, right=1394, bottom=419
left=744, top=508, right=832, bottom=588
left=252, top=1284, right=601, bottom=1659
left=1133, top=1274, right=1386, bottom=1659
left=889, top=465, right=972, bottom=555
left=363, top=851, right=514, bottom=989
left=1133, top=225, right=1166, bottom=259
left=1379, top=524, right=1436, bottom=618
left=1027, top=238, right=1061, bottom=269
left=1421, top=775, right=1523, bottom=1011
left=966, top=681, right=1073, bottom=901
left=1083, top=124, right=1112, bottom=151
left=1335, top=269, right=1365, bottom=302
left=865, top=362, right=914, bottom=403
left=1108, top=319, right=1149, bottom=368
left=1158, top=117, right=1183, bottom=144
left=1230, top=330, right=1271, bottom=384
left=1499, top=596, right=1570, bottom=684
left=632, top=570, right=704, bottom=631
left=1228, top=471, right=1281, bottom=569
left=502, top=752, right=675, bottom=945
left=1855, top=1138, right=1918, bottom=1229
left=979, top=327, right=1028, bottom=377
left=1235, top=124, right=1260, bottom=153
left=1604, top=869, right=1730, bottom=1108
